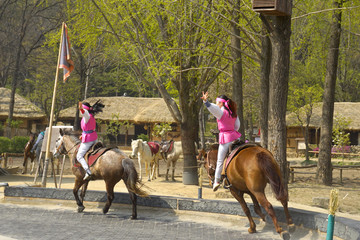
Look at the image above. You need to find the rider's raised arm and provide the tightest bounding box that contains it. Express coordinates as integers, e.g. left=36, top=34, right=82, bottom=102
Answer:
left=204, top=101, right=223, bottom=120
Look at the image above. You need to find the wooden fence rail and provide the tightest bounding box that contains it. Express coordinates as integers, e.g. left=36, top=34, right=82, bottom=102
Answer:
left=289, top=164, right=360, bottom=184
left=1, top=153, right=24, bottom=168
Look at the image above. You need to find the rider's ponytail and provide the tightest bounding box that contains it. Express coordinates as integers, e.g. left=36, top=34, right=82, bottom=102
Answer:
left=82, top=100, right=105, bottom=116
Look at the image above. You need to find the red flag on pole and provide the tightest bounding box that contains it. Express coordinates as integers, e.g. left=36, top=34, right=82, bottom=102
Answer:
left=59, top=23, right=74, bottom=82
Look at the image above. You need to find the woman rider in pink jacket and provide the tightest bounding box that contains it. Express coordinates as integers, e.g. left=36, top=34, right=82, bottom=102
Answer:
left=201, top=92, right=241, bottom=191
left=78, top=100, right=104, bottom=180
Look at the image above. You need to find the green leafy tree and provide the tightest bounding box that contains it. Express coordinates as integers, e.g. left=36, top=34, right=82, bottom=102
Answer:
left=104, top=114, right=123, bottom=146
left=152, top=123, right=172, bottom=141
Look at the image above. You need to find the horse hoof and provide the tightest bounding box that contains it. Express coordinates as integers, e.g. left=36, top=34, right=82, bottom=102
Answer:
left=280, top=231, right=290, bottom=240
left=103, top=208, right=109, bottom=214
left=130, top=215, right=137, bottom=220
left=77, top=206, right=85, bottom=213
left=248, top=228, right=256, bottom=234
left=288, top=223, right=296, bottom=233
left=172, top=178, right=176, bottom=182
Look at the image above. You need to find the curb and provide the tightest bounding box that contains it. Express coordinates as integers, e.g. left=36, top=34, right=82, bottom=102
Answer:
left=4, top=186, right=360, bottom=240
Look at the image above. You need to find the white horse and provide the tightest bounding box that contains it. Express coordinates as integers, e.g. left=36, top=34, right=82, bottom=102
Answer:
left=130, top=139, right=162, bottom=181
left=160, top=140, right=183, bottom=181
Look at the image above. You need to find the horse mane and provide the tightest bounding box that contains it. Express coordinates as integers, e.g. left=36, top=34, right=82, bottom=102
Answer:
left=256, top=151, right=288, bottom=202
left=62, top=129, right=81, bottom=144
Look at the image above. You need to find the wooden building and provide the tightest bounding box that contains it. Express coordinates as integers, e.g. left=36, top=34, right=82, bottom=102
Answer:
left=0, top=87, right=47, bottom=137
left=57, top=96, right=180, bottom=145
left=286, top=102, right=360, bottom=152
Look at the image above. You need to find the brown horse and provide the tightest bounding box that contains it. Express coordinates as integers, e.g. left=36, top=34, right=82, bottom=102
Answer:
left=54, top=129, right=147, bottom=219
left=201, top=143, right=294, bottom=239
left=22, top=132, right=36, bottom=174
left=197, top=144, right=218, bottom=186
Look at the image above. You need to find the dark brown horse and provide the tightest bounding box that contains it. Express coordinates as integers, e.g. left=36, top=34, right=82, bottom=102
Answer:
left=22, top=132, right=36, bottom=174
left=54, top=129, right=147, bottom=219
left=201, top=143, right=294, bottom=239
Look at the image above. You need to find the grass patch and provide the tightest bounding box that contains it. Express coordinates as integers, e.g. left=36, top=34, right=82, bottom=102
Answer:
left=300, top=160, right=317, bottom=166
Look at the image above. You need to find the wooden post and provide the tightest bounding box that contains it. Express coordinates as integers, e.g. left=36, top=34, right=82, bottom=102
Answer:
left=42, top=22, right=65, bottom=187
left=1, top=153, right=7, bottom=168
left=339, top=169, right=343, bottom=184
left=198, top=164, right=203, bottom=199
left=59, top=155, right=66, bottom=189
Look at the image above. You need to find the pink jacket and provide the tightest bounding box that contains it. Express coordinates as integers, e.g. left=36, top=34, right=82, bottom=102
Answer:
left=80, top=112, right=97, bottom=143
left=217, top=110, right=241, bottom=144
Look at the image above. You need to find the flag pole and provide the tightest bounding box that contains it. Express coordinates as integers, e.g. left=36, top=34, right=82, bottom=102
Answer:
left=41, top=22, right=65, bottom=187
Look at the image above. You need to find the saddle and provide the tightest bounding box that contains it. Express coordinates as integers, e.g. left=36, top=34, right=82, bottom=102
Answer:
left=147, top=141, right=160, bottom=156
left=221, top=141, right=262, bottom=186
left=84, top=142, right=113, bottom=167
left=74, top=142, right=112, bottom=168
left=160, top=140, right=174, bottom=160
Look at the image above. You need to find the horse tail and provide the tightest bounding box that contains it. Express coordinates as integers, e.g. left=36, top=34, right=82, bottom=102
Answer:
left=122, top=158, right=148, bottom=197
left=256, top=151, right=288, bottom=202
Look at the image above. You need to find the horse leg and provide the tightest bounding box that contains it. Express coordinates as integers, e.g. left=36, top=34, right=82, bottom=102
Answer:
left=30, top=157, right=36, bottom=174
left=138, top=156, right=142, bottom=181
left=230, top=189, right=257, bottom=234
left=103, top=182, right=116, bottom=214
left=171, top=160, right=176, bottom=182
left=73, top=178, right=86, bottom=213
left=280, top=198, right=295, bottom=232
left=165, top=160, right=170, bottom=181
left=150, top=160, right=156, bottom=180
left=145, top=160, right=150, bottom=181
left=80, top=181, right=89, bottom=204
left=248, top=192, right=266, bottom=221
left=252, top=191, right=285, bottom=236
left=22, top=155, right=27, bottom=174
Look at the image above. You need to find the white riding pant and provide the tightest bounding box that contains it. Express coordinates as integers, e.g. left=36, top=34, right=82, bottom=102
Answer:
left=214, top=141, right=233, bottom=183
left=76, top=140, right=96, bottom=174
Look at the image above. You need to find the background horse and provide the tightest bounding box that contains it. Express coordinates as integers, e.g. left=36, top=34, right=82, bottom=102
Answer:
left=54, top=129, right=147, bottom=219
left=22, top=132, right=36, bottom=174
left=160, top=140, right=182, bottom=181
left=196, top=144, right=218, bottom=186
left=203, top=143, right=294, bottom=239
left=130, top=139, right=162, bottom=181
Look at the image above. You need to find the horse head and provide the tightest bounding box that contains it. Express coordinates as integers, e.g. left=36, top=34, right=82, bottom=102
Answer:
left=53, top=129, right=65, bottom=158
left=130, top=139, right=143, bottom=158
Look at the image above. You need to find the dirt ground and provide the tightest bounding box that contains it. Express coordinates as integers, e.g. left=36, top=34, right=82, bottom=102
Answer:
left=1, top=150, right=360, bottom=222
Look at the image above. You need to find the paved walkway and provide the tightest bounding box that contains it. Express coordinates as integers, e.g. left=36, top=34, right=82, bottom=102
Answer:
left=0, top=200, right=291, bottom=240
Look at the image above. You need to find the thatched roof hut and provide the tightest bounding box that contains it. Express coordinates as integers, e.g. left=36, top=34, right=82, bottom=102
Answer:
left=0, top=87, right=45, bottom=120
left=0, top=87, right=46, bottom=136
left=58, top=96, right=178, bottom=123
left=286, top=102, right=360, bottom=149
left=286, top=102, right=360, bottom=130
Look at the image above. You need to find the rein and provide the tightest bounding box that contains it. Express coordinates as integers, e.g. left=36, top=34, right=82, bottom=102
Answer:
left=57, top=139, right=79, bottom=155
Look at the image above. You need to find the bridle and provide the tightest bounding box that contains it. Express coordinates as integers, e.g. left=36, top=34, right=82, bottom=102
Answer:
left=55, top=137, right=79, bottom=156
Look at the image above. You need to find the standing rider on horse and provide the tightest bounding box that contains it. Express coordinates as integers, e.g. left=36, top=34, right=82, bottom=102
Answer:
left=201, top=92, right=241, bottom=192
left=77, top=100, right=105, bottom=181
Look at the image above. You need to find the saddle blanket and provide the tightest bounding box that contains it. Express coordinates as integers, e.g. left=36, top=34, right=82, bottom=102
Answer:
left=148, top=141, right=160, bottom=155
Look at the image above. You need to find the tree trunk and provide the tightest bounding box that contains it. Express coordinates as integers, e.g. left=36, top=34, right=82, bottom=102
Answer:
left=317, top=0, right=343, bottom=185
left=231, top=0, right=245, bottom=141
left=179, top=84, right=199, bottom=185
left=266, top=15, right=291, bottom=188
left=181, top=113, right=199, bottom=184
left=259, top=23, right=271, bottom=149
left=6, top=39, right=22, bottom=138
